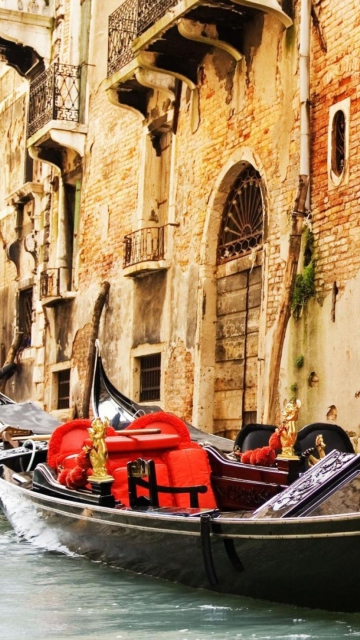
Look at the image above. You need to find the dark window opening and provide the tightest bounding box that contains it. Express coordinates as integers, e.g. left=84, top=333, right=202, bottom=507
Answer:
left=24, top=150, right=34, bottom=183
left=18, top=288, right=33, bottom=348
left=140, top=354, right=161, bottom=402
left=57, top=369, right=71, bottom=410
left=332, top=110, right=345, bottom=177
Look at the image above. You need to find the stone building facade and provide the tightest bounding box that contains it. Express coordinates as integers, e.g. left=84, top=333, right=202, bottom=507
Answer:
left=0, top=0, right=359, bottom=446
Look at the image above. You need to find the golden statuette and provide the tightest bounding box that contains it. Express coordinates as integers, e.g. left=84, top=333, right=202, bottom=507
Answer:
left=278, top=397, right=301, bottom=459
left=88, top=417, right=114, bottom=483
left=307, top=434, right=326, bottom=466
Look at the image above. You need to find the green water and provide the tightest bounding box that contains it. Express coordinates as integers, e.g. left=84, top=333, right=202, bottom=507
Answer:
left=0, top=515, right=360, bottom=640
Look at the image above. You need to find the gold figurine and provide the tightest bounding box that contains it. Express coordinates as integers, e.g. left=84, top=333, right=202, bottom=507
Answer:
left=88, top=417, right=114, bottom=482
left=307, top=434, right=326, bottom=466
left=278, top=397, right=301, bottom=459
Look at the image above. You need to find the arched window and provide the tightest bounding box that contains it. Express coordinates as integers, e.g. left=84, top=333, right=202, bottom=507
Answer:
left=331, top=110, right=345, bottom=178
left=217, top=164, right=264, bottom=264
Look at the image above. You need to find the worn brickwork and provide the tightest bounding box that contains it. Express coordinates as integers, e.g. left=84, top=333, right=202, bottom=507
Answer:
left=311, top=0, right=360, bottom=296
left=164, top=339, right=194, bottom=423
left=4, top=1, right=360, bottom=436
left=78, top=98, right=141, bottom=287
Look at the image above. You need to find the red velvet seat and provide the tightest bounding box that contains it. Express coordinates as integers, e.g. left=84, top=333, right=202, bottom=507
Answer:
left=164, top=447, right=217, bottom=509
left=47, top=413, right=217, bottom=510
left=112, top=462, right=174, bottom=507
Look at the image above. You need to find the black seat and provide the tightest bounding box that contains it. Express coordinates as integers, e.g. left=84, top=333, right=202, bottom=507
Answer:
left=296, top=422, right=355, bottom=456
left=233, top=423, right=277, bottom=452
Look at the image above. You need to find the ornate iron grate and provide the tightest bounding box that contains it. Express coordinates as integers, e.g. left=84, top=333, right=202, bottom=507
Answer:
left=217, top=165, right=263, bottom=264
left=28, top=63, right=81, bottom=138
left=123, top=226, right=165, bottom=268
left=108, top=0, right=138, bottom=77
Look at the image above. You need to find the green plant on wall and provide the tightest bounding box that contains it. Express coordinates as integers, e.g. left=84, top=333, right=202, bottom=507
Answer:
left=292, top=228, right=315, bottom=320
left=295, top=354, right=304, bottom=369
left=290, top=382, right=298, bottom=395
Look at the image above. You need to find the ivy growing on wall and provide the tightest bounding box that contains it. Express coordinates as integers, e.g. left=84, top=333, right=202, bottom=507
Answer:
left=291, top=228, right=315, bottom=320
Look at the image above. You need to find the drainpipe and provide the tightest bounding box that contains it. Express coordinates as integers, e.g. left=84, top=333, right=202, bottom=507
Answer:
left=299, top=0, right=311, bottom=208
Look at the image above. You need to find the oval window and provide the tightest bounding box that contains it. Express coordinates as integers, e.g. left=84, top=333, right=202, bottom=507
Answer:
left=331, top=110, right=345, bottom=178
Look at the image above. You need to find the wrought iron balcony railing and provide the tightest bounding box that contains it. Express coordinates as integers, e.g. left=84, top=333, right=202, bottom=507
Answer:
left=28, top=63, right=81, bottom=138
left=40, top=267, right=70, bottom=299
left=123, top=226, right=165, bottom=268
left=108, top=0, right=178, bottom=77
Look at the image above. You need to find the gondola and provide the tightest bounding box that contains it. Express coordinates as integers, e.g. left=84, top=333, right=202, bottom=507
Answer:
left=0, top=397, right=62, bottom=472
left=0, top=383, right=360, bottom=613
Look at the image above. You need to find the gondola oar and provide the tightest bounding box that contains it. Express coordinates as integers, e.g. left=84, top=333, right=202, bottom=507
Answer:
left=16, top=428, right=162, bottom=442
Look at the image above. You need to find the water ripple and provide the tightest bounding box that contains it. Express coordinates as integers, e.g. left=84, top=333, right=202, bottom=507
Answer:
left=0, top=515, right=360, bottom=640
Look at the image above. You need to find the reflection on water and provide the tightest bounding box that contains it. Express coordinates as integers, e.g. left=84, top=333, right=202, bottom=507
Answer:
left=1, top=515, right=360, bottom=640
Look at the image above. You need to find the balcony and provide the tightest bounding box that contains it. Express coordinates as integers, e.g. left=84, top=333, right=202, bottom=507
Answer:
left=40, top=267, right=76, bottom=307
left=0, top=0, right=54, bottom=72
left=105, top=0, right=292, bottom=116
left=123, top=225, right=173, bottom=277
left=27, top=62, right=87, bottom=158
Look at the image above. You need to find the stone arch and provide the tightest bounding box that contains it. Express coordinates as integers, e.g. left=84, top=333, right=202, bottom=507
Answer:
left=193, top=148, right=268, bottom=437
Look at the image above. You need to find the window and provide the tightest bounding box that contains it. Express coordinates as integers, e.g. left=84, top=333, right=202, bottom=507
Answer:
left=331, top=110, right=345, bottom=177
left=328, top=98, right=350, bottom=188
left=140, top=354, right=161, bottom=402
left=217, top=164, right=264, bottom=264
left=57, top=368, right=71, bottom=409
left=18, top=288, right=33, bottom=348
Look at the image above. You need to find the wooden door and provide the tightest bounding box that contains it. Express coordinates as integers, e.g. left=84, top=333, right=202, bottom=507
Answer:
left=213, top=265, right=262, bottom=439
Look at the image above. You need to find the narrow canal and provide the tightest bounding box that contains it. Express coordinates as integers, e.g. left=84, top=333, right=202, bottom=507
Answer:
left=1, top=515, right=360, bottom=640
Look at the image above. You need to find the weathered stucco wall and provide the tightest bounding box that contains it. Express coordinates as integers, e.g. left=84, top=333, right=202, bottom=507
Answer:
left=2, top=0, right=360, bottom=445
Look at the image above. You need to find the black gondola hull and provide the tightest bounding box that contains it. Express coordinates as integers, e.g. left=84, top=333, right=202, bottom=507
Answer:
left=1, top=475, right=359, bottom=613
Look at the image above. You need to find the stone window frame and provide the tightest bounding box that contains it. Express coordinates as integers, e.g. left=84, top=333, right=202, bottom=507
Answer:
left=328, top=98, right=350, bottom=189
left=130, top=343, right=165, bottom=406
left=17, top=285, right=34, bottom=349
left=49, top=361, right=72, bottom=415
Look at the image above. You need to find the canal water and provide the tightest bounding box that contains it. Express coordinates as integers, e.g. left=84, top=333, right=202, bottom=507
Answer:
left=1, top=514, right=360, bottom=640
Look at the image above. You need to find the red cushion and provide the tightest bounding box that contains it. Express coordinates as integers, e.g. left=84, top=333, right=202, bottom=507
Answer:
left=164, top=447, right=217, bottom=509
left=112, top=463, right=174, bottom=507
left=105, top=433, right=180, bottom=452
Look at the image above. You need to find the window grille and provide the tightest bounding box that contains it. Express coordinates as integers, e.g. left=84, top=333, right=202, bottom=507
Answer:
left=332, top=110, right=345, bottom=177
left=57, top=369, right=71, bottom=410
left=217, top=165, right=263, bottom=264
left=18, top=288, right=33, bottom=348
left=140, top=354, right=161, bottom=402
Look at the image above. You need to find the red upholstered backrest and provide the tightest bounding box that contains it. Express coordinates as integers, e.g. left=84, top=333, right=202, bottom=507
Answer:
left=164, top=446, right=217, bottom=509
left=48, top=419, right=119, bottom=469
left=112, top=462, right=174, bottom=508
left=124, top=412, right=191, bottom=443
left=47, top=419, right=92, bottom=469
